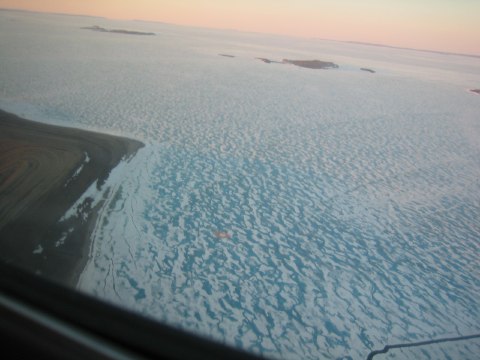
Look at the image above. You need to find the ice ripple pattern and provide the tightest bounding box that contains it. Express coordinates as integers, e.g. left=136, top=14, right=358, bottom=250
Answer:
left=81, top=108, right=480, bottom=359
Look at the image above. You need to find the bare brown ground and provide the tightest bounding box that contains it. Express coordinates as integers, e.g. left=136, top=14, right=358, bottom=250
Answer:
left=0, top=109, right=143, bottom=286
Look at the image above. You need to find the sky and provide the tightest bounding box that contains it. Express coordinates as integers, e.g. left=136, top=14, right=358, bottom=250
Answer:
left=1, top=0, right=479, bottom=55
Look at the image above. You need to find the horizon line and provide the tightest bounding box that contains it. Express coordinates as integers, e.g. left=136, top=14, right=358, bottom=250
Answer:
left=2, top=6, right=480, bottom=59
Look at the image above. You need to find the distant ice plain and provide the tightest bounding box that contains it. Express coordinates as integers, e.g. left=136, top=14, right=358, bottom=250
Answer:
left=1, top=10, right=480, bottom=359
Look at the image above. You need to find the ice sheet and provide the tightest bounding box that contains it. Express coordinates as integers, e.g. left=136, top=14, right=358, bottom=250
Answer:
left=1, top=10, right=480, bottom=359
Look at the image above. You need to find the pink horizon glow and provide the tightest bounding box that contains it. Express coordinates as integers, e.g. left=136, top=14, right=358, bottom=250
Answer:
left=1, top=0, right=479, bottom=56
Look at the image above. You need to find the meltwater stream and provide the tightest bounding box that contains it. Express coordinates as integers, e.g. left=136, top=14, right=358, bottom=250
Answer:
left=1, top=10, right=480, bottom=359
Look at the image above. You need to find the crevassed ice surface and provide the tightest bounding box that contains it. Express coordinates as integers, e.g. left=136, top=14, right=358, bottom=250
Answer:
left=1, top=10, right=480, bottom=360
